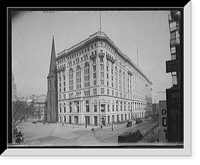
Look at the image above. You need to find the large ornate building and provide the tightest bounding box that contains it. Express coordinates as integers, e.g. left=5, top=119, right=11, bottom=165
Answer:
left=47, top=30, right=152, bottom=125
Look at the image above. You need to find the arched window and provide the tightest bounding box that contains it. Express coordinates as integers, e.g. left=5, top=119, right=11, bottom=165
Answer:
left=69, top=68, right=73, bottom=78
left=86, top=100, right=89, bottom=112
left=76, top=65, right=81, bottom=89
left=84, top=62, right=90, bottom=88
left=115, top=66, right=118, bottom=89
left=69, top=68, right=73, bottom=90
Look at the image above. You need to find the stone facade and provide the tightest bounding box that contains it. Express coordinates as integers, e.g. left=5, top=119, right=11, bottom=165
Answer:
left=51, top=31, right=152, bottom=125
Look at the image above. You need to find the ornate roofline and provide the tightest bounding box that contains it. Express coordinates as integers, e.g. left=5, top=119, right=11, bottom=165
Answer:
left=56, top=31, right=152, bottom=84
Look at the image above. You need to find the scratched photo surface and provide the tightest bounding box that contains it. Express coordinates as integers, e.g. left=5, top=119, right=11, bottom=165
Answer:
left=10, top=10, right=183, bottom=147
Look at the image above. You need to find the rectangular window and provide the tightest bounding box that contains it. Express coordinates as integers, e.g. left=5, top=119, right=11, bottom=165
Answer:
left=86, top=105, right=89, bottom=112
left=107, top=88, right=109, bottom=95
left=107, top=104, right=110, bottom=112
left=101, top=88, right=104, bottom=94
left=115, top=91, right=118, bottom=97
left=171, top=46, right=176, bottom=54
left=93, top=58, right=96, bottom=64
left=100, top=72, right=104, bottom=78
left=100, top=80, right=104, bottom=85
left=69, top=93, right=73, bottom=98
left=112, top=105, right=114, bottom=111
left=93, top=65, right=96, bottom=72
left=101, top=104, right=105, bottom=112
left=93, top=73, right=96, bottom=79
left=93, top=88, right=97, bottom=95
left=93, top=80, right=97, bottom=85
left=94, top=105, right=97, bottom=112
left=120, top=93, right=122, bottom=98
left=100, top=64, right=104, bottom=70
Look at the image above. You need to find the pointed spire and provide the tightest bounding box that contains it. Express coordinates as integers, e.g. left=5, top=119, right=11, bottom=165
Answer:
left=48, top=36, right=57, bottom=77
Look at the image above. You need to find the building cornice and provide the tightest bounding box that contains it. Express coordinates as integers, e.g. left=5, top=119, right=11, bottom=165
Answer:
left=56, top=31, right=152, bottom=84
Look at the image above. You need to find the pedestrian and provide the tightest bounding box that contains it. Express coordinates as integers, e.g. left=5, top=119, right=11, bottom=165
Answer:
left=101, top=125, right=103, bottom=129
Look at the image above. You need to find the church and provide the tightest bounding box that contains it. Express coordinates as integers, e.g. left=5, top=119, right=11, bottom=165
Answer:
left=46, top=30, right=153, bottom=125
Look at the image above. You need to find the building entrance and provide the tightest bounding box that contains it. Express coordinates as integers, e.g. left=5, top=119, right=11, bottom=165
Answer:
left=94, top=116, right=98, bottom=126
left=85, top=116, right=90, bottom=125
left=74, top=116, right=78, bottom=124
left=101, top=116, right=106, bottom=126
left=69, top=116, right=71, bottom=124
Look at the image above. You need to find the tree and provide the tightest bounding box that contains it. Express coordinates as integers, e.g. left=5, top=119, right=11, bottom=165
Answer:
left=12, top=99, right=35, bottom=133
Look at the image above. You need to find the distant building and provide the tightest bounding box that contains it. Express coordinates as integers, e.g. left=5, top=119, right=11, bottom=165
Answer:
left=158, top=100, right=167, bottom=143
left=27, top=94, right=47, bottom=121
left=47, top=30, right=153, bottom=125
left=12, top=73, right=17, bottom=102
left=152, top=103, right=159, bottom=115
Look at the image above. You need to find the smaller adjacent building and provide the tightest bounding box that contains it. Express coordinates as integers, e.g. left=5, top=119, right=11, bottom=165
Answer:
left=152, top=103, right=159, bottom=116
left=158, top=100, right=167, bottom=143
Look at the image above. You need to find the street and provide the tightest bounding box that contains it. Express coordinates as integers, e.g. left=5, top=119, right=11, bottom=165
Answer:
left=13, top=117, right=159, bottom=146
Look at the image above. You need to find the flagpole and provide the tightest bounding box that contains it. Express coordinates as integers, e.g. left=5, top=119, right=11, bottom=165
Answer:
left=100, top=11, right=102, bottom=31
left=137, top=46, right=138, bottom=67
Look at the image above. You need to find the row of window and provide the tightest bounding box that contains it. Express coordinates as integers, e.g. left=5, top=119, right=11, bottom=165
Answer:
left=59, top=101, right=146, bottom=114
left=59, top=87, right=148, bottom=100
left=58, top=60, right=150, bottom=99
left=59, top=113, right=132, bottom=125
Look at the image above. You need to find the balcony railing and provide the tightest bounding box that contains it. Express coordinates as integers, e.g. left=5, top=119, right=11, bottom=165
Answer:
left=90, top=54, right=97, bottom=59
left=57, top=65, right=66, bottom=72
left=99, top=52, right=105, bottom=58
left=106, top=54, right=115, bottom=63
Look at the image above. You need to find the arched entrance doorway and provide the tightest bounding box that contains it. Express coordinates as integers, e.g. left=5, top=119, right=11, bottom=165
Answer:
left=101, top=116, right=106, bottom=126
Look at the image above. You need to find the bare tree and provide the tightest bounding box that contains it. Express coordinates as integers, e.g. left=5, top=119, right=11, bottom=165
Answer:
left=12, top=99, right=35, bottom=133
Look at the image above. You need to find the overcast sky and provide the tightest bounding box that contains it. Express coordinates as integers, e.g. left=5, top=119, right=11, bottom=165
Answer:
left=12, top=10, right=172, bottom=102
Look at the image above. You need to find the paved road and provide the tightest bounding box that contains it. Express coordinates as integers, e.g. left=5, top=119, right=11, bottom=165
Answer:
left=94, top=118, right=159, bottom=144
left=15, top=117, right=158, bottom=146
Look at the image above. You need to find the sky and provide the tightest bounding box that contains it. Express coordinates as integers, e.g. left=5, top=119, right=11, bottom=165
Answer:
left=12, top=10, right=172, bottom=102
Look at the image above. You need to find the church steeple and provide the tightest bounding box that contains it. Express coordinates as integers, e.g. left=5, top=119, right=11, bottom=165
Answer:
left=46, top=36, right=58, bottom=123
left=48, top=36, right=57, bottom=78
